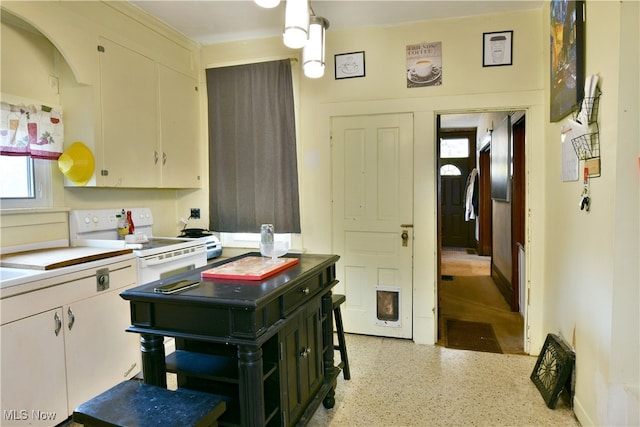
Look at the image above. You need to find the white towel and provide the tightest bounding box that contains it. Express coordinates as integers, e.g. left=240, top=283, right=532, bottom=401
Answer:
left=465, top=168, right=478, bottom=221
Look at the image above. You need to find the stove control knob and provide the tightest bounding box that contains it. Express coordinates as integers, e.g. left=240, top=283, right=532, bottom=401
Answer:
left=84, top=216, right=91, bottom=224
left=93, top=216, right=99, bottom=223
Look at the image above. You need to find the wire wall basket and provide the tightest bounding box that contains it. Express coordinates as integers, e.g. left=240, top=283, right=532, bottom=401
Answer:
left=571, top=88, right=601, bottom=166
left=571, top=132, right=600, bottom=161
left=572, top=88, right=601, bottom=125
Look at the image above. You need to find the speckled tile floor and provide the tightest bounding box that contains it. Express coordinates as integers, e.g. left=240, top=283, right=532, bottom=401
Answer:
left=308, top=333, right=581, bottom=427
left=65, top=333, right=580, bottom=427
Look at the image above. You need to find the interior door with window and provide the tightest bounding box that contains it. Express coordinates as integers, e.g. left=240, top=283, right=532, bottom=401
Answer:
left=331, top=113, right=413, bottom=339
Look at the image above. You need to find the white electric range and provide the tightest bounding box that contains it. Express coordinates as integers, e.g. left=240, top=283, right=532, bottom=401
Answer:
left=69, top=208, right=210, bottom=285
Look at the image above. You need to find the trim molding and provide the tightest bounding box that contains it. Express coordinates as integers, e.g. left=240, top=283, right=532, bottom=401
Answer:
left=491, top=261, right=512, bottom=308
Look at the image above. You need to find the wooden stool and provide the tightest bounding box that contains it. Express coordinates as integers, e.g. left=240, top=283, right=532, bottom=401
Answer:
left=73, top=380, right=226, bottom=427
left=332, top=293, right=351, bottom=380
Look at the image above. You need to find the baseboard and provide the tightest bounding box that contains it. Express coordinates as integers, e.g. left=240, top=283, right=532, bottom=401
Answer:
left=491, top=262, right=512, bottom=307
left=572, top=395, right=595, bottom=426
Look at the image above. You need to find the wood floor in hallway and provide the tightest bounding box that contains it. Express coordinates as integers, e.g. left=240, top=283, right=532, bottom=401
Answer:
left=439, top=248, right=526, bottom=354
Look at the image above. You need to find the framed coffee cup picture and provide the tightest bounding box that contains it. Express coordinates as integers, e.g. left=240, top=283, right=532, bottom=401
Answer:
left=406, top=41, right=442, bottom=88
left=335, top=51, right=365, bottom=79
left=483, top=30, right=513, bottom=67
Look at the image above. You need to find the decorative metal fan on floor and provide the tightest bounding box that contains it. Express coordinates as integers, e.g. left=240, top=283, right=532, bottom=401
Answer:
left=530, top=333, right=575, bottom=409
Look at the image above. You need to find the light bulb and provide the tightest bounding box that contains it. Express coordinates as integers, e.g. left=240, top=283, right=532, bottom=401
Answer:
left=303, top=16, right=329, bottom=78
left=283, top=0, right=309, bottom=49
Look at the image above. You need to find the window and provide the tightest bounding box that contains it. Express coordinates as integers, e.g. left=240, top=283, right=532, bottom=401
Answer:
left=0, top=156, right=51, bottom=209
left=440, top=164, right=462, bottom=176
left=1, top=156, right=34, bottom=198
left=440, top=137, right=469, bottom=158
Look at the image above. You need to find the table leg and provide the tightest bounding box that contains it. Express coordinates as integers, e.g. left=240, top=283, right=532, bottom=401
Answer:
left=140, top=334, right=166, bottom=387
left=238, top=345, right=264, bottom=426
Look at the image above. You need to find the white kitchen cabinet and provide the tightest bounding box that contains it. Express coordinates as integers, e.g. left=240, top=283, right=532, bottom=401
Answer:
left=64, top=282, right=141, bottom=415
left=0, top=258, right=139, bottom=427
left=158, top=64, right=201, bottom=188
left=1, top=309, right=68, bottom=427
left=98, top=37, right=158, bottom=188
left=96, top=37, right=201, bottom=188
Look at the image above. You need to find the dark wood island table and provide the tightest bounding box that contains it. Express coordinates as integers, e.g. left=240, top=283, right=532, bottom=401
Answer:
left=120, top=252, right=341, bottom=427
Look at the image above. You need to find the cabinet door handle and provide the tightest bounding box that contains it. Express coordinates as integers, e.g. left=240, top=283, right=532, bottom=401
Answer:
left=54, top=312, right=62, bottom=336
left=67, top=307, right=75, bottom=331
left=154, top=151, right=159, bottom=165
left=300, top=347, right=311, bottom=358
left=300, top=287, right=310, bottom=294
left=162, top=152, right=167, bottom=165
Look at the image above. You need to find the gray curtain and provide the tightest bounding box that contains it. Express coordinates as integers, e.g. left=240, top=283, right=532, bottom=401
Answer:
left=206, top=60, right=301, bottom=233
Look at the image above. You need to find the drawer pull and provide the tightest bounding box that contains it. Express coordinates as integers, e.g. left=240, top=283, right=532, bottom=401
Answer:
left=300, top=287, right=310, bottom=294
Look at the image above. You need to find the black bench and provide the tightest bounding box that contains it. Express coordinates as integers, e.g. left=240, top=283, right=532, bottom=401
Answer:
left=73, top=380, right=226, bottom=427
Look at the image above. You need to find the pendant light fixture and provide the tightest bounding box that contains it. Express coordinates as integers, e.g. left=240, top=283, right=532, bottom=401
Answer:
left=302, top=16, right=329, bottom=78
left=283, top=0, right=309, bottom=49
left=254, top=0, right=280, bottom=8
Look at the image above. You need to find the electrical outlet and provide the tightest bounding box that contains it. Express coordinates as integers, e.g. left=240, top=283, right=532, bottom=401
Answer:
left=190, top=208, right=201, bottom=219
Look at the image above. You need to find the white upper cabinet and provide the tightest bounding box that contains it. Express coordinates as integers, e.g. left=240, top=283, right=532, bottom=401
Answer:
left=158, top=64, right=201, bottom=188
left=98, top=37, right=158, bottom=188
left=97, top=38, right=201, bottom=188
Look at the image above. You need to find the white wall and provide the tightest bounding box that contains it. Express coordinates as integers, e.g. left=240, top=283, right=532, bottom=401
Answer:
left=542, top=1, right=639, bottom=425
left=200, top=8, right=545, bottom=346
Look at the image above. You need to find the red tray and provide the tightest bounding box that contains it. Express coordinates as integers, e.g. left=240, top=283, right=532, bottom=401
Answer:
left=201, top=256, right=299, bottom=281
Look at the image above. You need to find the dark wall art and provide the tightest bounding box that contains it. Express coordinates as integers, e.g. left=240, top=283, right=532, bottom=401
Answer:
left=550, top=0, right=585, bottom=122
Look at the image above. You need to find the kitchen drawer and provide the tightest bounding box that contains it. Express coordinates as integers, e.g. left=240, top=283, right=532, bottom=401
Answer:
left=1, top=258, right=136, bottom=325
left=282, top=274, right=322, bottom=315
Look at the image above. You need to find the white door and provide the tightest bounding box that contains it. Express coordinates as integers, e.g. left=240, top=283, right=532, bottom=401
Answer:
left=331, top=113, right=414, bottom=338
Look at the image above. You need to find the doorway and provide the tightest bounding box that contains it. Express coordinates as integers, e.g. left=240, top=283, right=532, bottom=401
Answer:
left=436, top=111, right=526, bottom=354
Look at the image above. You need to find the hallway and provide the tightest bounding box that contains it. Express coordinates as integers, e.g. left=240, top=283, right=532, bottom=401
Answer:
left=438, top=248, right=525, bottom=354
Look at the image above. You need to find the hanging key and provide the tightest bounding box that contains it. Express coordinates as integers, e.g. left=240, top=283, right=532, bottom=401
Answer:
left=581, top=195, right=590, bottom=212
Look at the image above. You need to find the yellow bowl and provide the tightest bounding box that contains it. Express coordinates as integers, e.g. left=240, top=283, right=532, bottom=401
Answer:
left=58, top=142, right=94, bottom=186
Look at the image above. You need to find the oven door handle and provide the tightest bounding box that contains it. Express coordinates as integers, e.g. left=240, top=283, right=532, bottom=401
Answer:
left=139, top=246, right=206, bottom=267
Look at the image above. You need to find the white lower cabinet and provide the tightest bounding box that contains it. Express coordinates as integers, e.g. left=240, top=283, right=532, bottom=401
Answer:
left=1, top=308, right=68, bottom=426
left=0, top=259, right=140, bottom=427
left=64, top=283, right=141, bottom=415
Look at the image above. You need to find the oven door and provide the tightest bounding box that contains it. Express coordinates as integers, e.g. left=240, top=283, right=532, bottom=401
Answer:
left=136, top=245, right=207, bottom=285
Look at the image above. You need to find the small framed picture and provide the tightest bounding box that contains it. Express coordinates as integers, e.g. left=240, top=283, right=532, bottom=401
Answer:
left=335, top=51, right=365, bottom=79
left=483, top=31, right=513, bottom=67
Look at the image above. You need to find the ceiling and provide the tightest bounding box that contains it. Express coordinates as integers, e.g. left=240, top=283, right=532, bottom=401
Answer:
left=128, top=0, right=543, bottom=45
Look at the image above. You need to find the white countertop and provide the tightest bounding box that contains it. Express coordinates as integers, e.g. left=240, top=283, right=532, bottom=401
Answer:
left=0, top=252, right=137, bottom=295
